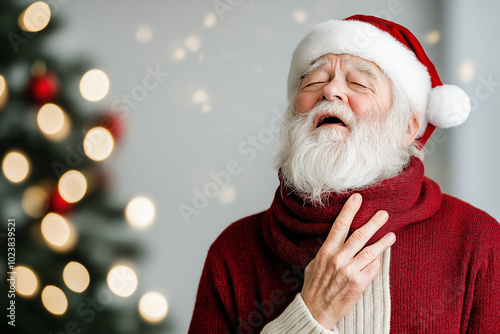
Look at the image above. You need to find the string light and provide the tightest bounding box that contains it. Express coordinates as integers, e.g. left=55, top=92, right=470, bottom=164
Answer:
left=63, top=262, right=90, bottom=293
left=79, top=69, right=110, bottom=102
left=83, top=127, right=114, bottom=161
left=125, top=196, right=156, bottom=229
left=58, top=170, right=87, bottom=203
left=41, top=285, right=68, bottom=315
left=172, top=47, right=187, bottom=62
left=41, top=213, right=77, bottom=252
left=184, top=35, right=201, bottom=52
left=292, top=9, right=308, bottom=24
left=107, top=264, right=138, bottom=297
left=22, top=186, right=49, bottom=218
left=203, top=13, right=217, bottom=28
left=2, top=151, right=30, bottom=183
left=136, top=25, right=153, bottom=43
left=0, top=75, right=8, bottom=109
left=138, top=291, right=169, bottom=323
left=18, top=1, right=51, bottom=32
left=13, top=266, right=38, bottom=297
left=37, top=103, right=65, bottom=135
left=424, top=30, right=441, bottom=45
left=458, top=60, right=475, bottom=83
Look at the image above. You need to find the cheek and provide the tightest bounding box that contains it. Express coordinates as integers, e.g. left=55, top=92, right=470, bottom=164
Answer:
left=295, top=93, right=319, bottom=113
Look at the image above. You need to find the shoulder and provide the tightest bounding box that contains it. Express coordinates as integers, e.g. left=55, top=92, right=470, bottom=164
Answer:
left=207, top=211, right=267, bottom=259
left=439, top=193, right=500, bottom=245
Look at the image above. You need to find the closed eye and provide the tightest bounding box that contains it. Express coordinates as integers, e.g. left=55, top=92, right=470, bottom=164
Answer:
left=305, top=81, right=325, bottom=87
left=350, top=82, right=366, bottom=88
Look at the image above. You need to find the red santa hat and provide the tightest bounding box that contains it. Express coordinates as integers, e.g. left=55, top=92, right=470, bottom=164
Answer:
left=287, top=14, right=471, bottom=147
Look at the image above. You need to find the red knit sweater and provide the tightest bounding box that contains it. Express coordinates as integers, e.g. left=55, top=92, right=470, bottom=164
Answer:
left=188, top=158, right=500, bottom=333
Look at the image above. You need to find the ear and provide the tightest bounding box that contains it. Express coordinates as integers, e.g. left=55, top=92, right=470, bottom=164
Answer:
left=404, top=111, right=422, bottom=147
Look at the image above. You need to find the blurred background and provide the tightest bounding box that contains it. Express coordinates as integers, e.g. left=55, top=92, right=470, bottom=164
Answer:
left=1, top=0, right=499, bottom=333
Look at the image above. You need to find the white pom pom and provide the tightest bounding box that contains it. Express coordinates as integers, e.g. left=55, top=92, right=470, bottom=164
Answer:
left=426, top=85, right=471, bottom=129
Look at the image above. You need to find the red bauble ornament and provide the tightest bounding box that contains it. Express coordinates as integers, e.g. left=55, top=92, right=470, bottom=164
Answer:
left=98, top=113, right=125, bottom=143
left=27, top=72, right=60, bottom=103
left=49, top=188, right=73, bottom=214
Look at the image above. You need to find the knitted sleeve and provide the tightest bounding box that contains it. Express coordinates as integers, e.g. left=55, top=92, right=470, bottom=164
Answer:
left=261, top=293, right=340, bottom=334
left=465, top=227, right=500, bottom=333
left=188, top=246, right=235, bottom=334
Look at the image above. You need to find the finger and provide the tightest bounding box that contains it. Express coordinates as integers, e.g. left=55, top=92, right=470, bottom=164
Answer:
left=351, top=232, right=396, bottom=271
left=342, top=210, right=389, bottom=258
left=321, top=193, right=362, bottom=251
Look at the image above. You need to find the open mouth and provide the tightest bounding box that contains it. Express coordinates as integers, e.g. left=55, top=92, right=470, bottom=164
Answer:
left=315, top=114, right=347, bottom=128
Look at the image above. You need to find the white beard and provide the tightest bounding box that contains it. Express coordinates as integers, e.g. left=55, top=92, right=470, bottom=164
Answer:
left=276, top=99, right=417, bottom=205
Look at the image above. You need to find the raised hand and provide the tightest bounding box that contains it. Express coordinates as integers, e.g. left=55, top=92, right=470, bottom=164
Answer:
left=301, top=193, right=396, bottom=329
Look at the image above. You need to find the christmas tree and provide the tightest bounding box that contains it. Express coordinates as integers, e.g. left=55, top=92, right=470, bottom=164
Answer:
left=1, top=1, right=171, bottom=333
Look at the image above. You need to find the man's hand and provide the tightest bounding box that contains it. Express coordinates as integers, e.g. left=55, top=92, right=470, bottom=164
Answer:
left=301, top=193, right=396, bottom=329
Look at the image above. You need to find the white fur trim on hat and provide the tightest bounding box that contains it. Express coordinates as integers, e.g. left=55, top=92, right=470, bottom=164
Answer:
left=287, top=19, right=470, bottom=137
left=427, top=84, right=471, bottom=129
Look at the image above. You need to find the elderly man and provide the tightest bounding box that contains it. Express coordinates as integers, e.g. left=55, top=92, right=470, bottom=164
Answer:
left=188, top=15, right=500, bottom=333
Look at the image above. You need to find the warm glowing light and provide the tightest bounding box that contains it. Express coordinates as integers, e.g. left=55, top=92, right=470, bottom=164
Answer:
left=424, top=30, right=441, bottom=45
left=172, top=47, right=187, bottom=62
left=139, top=291, right=169, bottom=323
left=2, top=151, right=30, bottom=183
left=41, top=285, right=67, bottom=315
left=203, top=12, right=217, bottom=28
left=58, top=170, right=87, bottom=203
left=37, top=103, right=65, bottom=135
left=458, top=60, right=475, bottom=83
left=292, top=9, right=308, bottom=23
left=22, top=186, right=49, bottom=218
left=125, top=197, right=156, bottom=229
left=192, top=88, right=209, bottom=104
left=79, top=69, right=110, bottom=102
left=200, top=103, right=212, bottom=113
left=0, top=75, right=7, bottom=109
left=19, top=2, right=51, bottom=32
left=218, top=186, right=237, bottom=204
left=83, top=127, right=114, bottom=161
left=63, top=262, right=90, bottom=293
left=14, top=266, right=38, bottom=297
left=136, top=25, right=153, bottom=42
left=41, top=213, right=70, bottom=246
left=107, top=265, right=138, bottom=297
left=184, top=35, right=201, bottom=52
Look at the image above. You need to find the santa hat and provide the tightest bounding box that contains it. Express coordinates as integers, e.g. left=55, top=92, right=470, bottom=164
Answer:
left=287, top=15, right=471, bottom=147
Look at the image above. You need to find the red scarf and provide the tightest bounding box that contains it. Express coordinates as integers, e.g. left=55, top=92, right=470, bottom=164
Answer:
left=262, top=157, right=442, bottom=268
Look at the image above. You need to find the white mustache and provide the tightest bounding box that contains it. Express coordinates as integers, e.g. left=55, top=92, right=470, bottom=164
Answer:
left=306, top=100, right=357, bottom=129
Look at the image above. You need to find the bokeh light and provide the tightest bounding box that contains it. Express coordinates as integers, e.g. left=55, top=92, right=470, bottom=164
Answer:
left=37, top=103, right=64, bottom=134
left=192, top=88, right=209, bottom=104
left=83, top=127, right=114, bottom=161
left=458, top=60, right=476, bottom=83
left=203, top=12, right=217, bottom=28
left=79, top=69, right=110, bottom=102
left=63, top=262, right=90, bottom=293
left=172, top=47, right=187, bottom=62
left=0, top=75, right=8, bottom=109
left=41, top=213, right=70, bottom=247
left=139, top=291, right=169, bottom=323
left=19, top=1, right=51, bottom=32
left=2, top=151, right=30, bottom=183
left=125, top=196, right=156, bottom=229
left=292, top=9, right=308, bottom=23
left=14, top=266, right=38, bottom=297
left=424, top=30, right=441, bottom=45
left=136, top=25, right=153, bottom=42
left=22, top=186, right=50, bottom=218
left=107, top=265, right=138, bottom=297
left=218, top=186, right=237, bottom=204
left=184, top=35, right=201, bottom=52
left=58, top=170, right=87, bottom=203
left=41, top=285, right=67, bottom=315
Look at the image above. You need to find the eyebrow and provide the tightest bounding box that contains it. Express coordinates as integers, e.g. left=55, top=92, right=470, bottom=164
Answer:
left=299, top=56, right=332, bottom=81
left=345, top=58, right=379, bottom=82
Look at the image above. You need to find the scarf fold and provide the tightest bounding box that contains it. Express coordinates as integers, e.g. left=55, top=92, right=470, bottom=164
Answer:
left=262, top=157, right=442, bottom=268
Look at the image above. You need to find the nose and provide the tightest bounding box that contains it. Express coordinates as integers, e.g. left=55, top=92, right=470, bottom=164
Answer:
left=321, top=79, right=348, bottom=104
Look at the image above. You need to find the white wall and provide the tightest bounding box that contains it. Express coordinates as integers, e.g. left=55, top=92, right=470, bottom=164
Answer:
left=46, top=0, right=498, bottom=332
